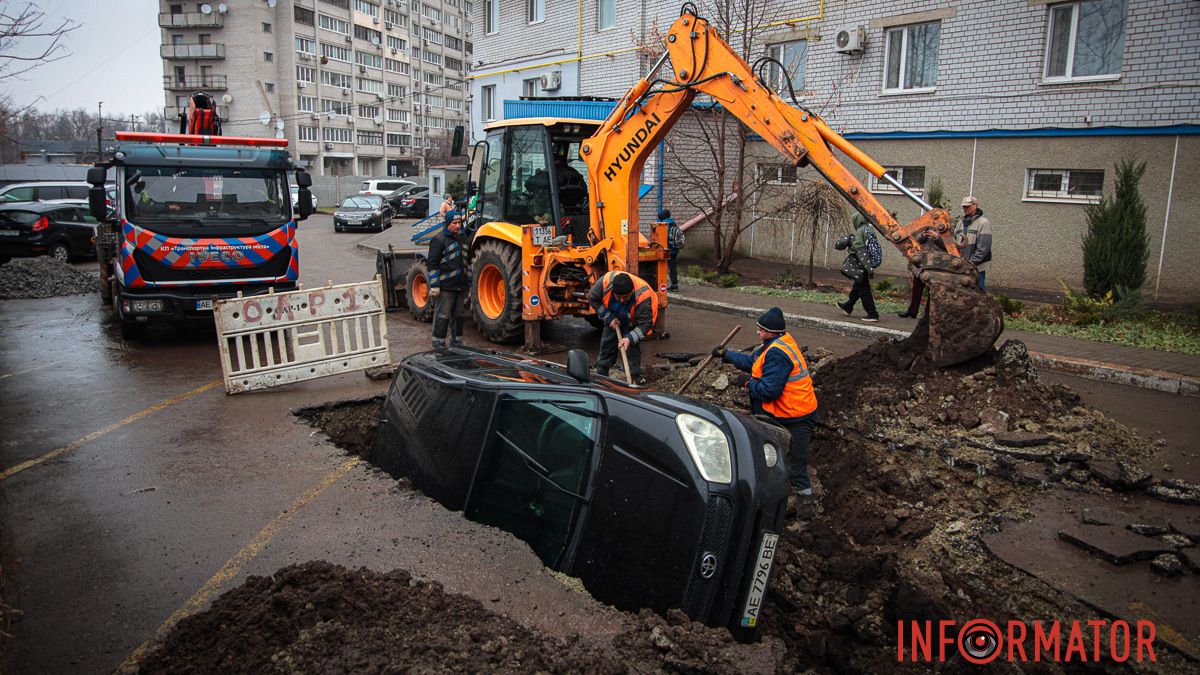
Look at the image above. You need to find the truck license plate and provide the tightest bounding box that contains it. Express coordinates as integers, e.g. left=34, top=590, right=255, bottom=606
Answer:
left=531, top=225, right=555, bottom=246
left=195, top=299, right=214, bottom=311
left=740, top=532, right=778, bottom=627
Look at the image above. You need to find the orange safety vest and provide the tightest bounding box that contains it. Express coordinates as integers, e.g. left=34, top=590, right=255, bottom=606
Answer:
left=600, top=271, right=658, bottom=333
left=751, top=333, right=817, bottom=419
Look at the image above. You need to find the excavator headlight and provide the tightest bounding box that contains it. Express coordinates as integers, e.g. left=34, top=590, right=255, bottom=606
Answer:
left=676, top=414, right=732, bottom=484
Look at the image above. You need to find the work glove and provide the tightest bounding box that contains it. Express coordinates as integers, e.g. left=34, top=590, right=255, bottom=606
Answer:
left=429, top=287, right=441, bottom=299
left=735, top=373, right=752, bottom=388
left=711, top=346, right=726, bottom=359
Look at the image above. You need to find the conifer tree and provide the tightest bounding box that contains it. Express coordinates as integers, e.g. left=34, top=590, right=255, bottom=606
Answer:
left=1081, top=159, right=1149, bottom=300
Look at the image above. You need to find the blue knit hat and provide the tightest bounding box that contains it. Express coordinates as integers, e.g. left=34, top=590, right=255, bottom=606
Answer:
left=757, top=307, right=786, bottom=333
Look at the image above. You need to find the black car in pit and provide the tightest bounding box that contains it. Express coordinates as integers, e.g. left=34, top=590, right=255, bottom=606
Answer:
left=370, top=346, right=791, bottom=640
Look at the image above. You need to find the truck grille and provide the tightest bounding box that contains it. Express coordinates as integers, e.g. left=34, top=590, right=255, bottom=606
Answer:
left=132, top=248, right=292, bottom=282
left=683, top=495, right=732, bottom=618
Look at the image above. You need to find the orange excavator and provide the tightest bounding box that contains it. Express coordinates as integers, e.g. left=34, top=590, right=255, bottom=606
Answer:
left=444, top=4, right=1001, bottom=366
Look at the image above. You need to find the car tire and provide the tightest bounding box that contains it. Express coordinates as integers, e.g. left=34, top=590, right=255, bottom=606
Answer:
left=471, top=239, right=523, bottom=344
left=406, top=258, right=434, bottom=323
left=49, top=242, right=72, bottom=263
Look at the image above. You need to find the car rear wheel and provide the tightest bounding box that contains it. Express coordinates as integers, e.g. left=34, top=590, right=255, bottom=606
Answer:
left=407, top=258, right=434, bottom=322
left=49, top=243, right=71, bottom=263
left=471, top=239, right=523, bottom=344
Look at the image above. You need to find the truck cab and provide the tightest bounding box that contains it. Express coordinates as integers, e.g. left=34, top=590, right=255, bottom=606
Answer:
left=371, top=346, right=791, bottom=639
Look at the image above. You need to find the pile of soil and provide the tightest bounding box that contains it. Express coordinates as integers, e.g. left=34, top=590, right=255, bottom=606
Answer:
left=0, top=257, right=97, bottom=299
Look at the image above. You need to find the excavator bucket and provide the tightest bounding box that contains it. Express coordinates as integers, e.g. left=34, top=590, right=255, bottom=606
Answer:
left=902, top=270, right=1004, bottom=369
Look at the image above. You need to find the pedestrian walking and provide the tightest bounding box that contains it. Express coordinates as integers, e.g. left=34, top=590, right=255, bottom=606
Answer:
left=587, top=271, right=658, bottom=384
left=662, top=209, right=684, bottom=291
left=712, top=307, right=819, bottom=513
left=438, top=193, right=455, bottom=222
left=958, top=195, right=992, bottom=290
left=835, top=212, right=881, bottom=322
left=427, top=212, right=470, bottom=348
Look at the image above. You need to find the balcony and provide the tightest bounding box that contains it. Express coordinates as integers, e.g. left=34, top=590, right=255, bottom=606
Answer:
left=158, top=12, right=224, bottom=28
left=163, top=75, right=228, bottom=91
left=161, top=43, right=225, bottom=60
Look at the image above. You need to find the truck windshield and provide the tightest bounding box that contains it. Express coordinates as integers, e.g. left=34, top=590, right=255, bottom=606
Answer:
left=126, top=167, right=289, bottom=224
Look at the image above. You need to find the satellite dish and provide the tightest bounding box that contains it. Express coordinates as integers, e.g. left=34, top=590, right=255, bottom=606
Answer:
left=276, top=119, right=286, bottom=130
left=275, top=129, right=285, bottom=139
left=371, top=37, right=381, bottom=45
left=199, top=3, right=212, bottom=14
left=258, top=111, right=271, bottom=125
left=218, top=3, right=229, bottom=13
left=326, top=110, right=337, bottom=121
left=221, top=93, right=233, bottom=104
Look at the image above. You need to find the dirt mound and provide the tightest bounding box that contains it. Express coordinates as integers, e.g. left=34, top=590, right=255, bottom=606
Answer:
left=0, top=257, right=97, bottom=299
left=137, top=561, right=768, bottom=674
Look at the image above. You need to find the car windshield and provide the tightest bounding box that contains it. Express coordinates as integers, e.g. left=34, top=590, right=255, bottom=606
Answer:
left=0, top=210, right=40, bottom=225
left=340, top=196, right=381, bottom=209
left=125, top=166, right=289, bottom=224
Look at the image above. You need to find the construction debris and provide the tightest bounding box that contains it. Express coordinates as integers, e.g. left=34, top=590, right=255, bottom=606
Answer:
left=0, top=257, right=97, bottom=299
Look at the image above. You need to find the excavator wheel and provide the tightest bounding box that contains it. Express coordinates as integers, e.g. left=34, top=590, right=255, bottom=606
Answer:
left=902, top=270, right=1004, bottom=369
left=406, top=259, right=434, bottom=322
left=471, top=239, right=524, bottom=343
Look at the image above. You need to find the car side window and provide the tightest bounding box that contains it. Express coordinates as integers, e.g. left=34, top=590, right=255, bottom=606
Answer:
left=466, top=391, right=599, bottom=567
left=3, top=187, right=34, bottom=202
left=64, top=185, right=89, bottom=199
left=76, top=208, right=98, bottom=224
left=37, top=186, right=66, bottom=200
left=54, top=208, right=77, bottom=222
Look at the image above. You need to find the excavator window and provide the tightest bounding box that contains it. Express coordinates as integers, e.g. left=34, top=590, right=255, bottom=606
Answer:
left=507, top=126, right=552, bottom=223
left=478, top=131, right=504, bottom=226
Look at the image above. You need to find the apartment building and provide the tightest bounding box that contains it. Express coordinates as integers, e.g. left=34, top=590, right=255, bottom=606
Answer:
left=469, top=0, right=1199, bottom=300
left=159, top=0, right=472, bottom=177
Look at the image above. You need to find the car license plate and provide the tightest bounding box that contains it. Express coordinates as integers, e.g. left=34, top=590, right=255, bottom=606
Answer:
left=531, top=225, right=555, bottom=246
left=0, top=229, right=18, bottom=237
left=740, top=532, right=779, bottom=628
left=195, top=299, right=214, bottom=311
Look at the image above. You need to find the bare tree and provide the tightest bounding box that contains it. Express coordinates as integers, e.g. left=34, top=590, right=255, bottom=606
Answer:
left=793, top=179, right=846, bottom=286
left=0, top=2, right=76, bottom=83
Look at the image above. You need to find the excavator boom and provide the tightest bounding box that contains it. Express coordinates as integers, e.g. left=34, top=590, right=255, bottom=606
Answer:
left=584, top=6, right=1002, bottom=367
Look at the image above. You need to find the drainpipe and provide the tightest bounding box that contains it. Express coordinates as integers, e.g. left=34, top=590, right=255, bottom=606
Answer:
left=1153, top=135, right=1179, bottom=300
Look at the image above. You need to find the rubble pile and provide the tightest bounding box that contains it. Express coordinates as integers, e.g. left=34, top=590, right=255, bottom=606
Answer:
left=0, top=257, right=97, bottom=299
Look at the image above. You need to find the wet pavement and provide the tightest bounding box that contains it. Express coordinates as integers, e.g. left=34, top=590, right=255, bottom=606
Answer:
left=1, top=214, right=1196, bottom=672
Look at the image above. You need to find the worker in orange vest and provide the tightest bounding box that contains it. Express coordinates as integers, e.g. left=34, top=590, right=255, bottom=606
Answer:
left=713, top=307, right=819, bottom=508
left=586, top=270, right=658, bottom=384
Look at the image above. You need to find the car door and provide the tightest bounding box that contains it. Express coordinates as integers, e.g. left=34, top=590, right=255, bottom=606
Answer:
left=464, top=390, right=601, bottom=569
left=68, top=207, right=98, bottom=252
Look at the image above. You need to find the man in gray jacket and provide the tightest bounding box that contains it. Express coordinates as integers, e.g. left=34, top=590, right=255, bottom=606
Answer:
left=959, top=195, right=992, bottom=290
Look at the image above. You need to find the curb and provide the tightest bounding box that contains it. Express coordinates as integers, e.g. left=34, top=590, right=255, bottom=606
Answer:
left=669, top=293, right=1199, bottom=397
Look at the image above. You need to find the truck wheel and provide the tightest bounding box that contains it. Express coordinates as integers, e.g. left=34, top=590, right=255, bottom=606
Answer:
left=407, top=259, right=434, bottom=322
left=472, top=240, right=523, bottom=344
left=119, top=319, right=145, bottom=340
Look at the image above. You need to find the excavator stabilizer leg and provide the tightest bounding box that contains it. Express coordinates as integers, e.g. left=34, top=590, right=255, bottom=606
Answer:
left=903, top=271, right=1004, bottom=369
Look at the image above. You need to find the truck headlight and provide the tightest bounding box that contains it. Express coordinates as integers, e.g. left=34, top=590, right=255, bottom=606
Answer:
left=676, top=414, right=732, bottom=484
left=763, top=442, right=778, bottom=468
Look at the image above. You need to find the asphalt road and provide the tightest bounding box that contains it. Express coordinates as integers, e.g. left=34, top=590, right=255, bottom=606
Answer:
left=1, top=213, right=1195, bottom=672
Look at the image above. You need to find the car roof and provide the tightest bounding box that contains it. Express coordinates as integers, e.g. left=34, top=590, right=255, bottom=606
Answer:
left=0, top=201, right=84, bottom=212
left=0, top=181, right=91, bottom=190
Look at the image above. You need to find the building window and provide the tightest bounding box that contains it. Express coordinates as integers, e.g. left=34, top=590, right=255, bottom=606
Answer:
left=264, top=51, right=274, bottom=62
left=262, top=22, right=272, bottom=33
left=387, top=35, right=406, bottom=51
left=265, top=82, right=276, bottom=93
left=598, top=0, right=615, bottom=30
left=1025, top=168, right=1104, bottom=202
left=318, top=14, right=350, bottom=35
left=527, top=0, right=544, bottom=23
left=356, top=50, right=383, bottom=68
left=321, top=42, right=352, bottom=62
left=485, top=0, right=498, bottom=34
left=883, top=21, right=940, bottom=93
left=767, top=40, right=807, bottom=95
left=387, top=108, right=409, bottom=122
left=297, top=65, right=315, bottom=82
left=358, top=131, right=384, bottom=145
left=295, top=36, right=316, bottom=54
left=758, top=164, right=798, bottom=184
left=522, top=77, right=539, bottom=98
left=323, top=127, right=353, bottom=143
left=355, top=0, right=380, bottom=17
left=298, top=125, right=318, bottom=141
left=357, top=77, right=384, bottom=94
left=295, top=6, right=315, bottom=26
left=322, top=99, right=353, bottom=115
left=359, top=104, right=381, bottom=119
left=387, top=82, right=407, bottom=97
left=422, top=51, right=441, bottom=66
left=423, top=27, right=442, bottom=44
left=482, top=84, right=495, bottom=121
left=298, top=95, right=317, bottom=112
left=1045, top=0, right=1125, bottom=81
left=355, top=25, right=383, bottom=43
left=321, top=71, right=353, bottom=87
left=869, top=166, right=926, bottom=194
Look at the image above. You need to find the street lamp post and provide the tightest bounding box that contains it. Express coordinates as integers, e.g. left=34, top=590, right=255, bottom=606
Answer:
left=96, top=101, right=103, bottom=159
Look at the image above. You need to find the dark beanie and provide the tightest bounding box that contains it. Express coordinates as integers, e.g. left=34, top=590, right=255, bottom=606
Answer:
left=612, top=273, right=634, bottom=295
left=658, top=209, right=671, bottom=220
left=757, top=307, right=786, bottom=332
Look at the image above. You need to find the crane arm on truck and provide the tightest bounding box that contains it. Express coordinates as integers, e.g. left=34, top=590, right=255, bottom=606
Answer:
left=583, top=5, right=1003, bottom=367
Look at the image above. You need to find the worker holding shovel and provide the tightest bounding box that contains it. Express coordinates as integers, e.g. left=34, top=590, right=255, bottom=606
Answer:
left=587, top=271, right=658, bottom=385
left=713, top=307, right=819, bottom=515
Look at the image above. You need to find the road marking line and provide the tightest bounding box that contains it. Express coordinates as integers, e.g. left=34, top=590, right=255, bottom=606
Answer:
left=0, top=380, right=223, bottom=481
left=0, top=362, right=54, bottom=380
left=115, top=457, right=361, bottom=673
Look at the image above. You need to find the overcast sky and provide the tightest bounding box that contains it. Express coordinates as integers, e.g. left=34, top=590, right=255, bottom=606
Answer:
left=5, top=0, right=162, bottom=117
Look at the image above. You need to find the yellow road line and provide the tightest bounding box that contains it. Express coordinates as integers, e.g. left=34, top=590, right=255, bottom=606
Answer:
left=0, top=380, right=223, bottom=481
left=0, top=362, right=54, bottom=380
left=116, top=457, right=361, bottom=673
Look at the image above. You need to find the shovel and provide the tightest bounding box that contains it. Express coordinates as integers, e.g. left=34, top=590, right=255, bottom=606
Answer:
left=615, top=325, right=634, bottom=385
left=676, top=325, right=741, bottom=395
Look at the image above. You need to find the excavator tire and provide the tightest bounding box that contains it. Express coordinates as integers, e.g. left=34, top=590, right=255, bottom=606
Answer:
left=471, top=239, right=523, bottom=344
left=406, top=259, right=434, bottom=322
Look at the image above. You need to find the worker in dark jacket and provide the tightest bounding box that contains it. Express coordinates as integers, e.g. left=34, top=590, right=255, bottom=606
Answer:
left=427, top=211, right=470, bottom=348
left=714, top=307, right=819, bottom=505
left=587, top=271, right=658, bottom=384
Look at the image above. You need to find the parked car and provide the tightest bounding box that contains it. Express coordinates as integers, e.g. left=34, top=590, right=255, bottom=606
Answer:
left=333, top=195, right=392, bottom=232
left=383, top=184, right=424, bottom=212
left=0, top=201, right=99, bottom=264
left=289, top=185, right=318, bottom=212
left=0, top=181, right=91, bottom=203
left=395, top=187, right=430, bottom=217
left=359, top=179, right=415, bottom=197
left=370, top=346, right=791, bottom=640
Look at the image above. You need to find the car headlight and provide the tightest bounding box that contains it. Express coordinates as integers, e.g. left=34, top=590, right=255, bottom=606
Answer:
left=762, top=442, right=778, bottom=468
left=675, top=414, right=732, bottom=484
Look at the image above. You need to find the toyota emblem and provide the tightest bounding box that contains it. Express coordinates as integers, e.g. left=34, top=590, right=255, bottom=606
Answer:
left=699, top=553, right=718, bottom=579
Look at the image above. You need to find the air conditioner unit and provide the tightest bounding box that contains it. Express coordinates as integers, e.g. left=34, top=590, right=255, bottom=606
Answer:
left=299, top=53, right=312, bottom=61
left=324, top=143, right=334, bottom=150
left=342, top=87, right=352, bottom=95
left=344, top=35, right=353, bottom=43
left=373, top=17, right=380, bottom=24
left=359, top=64, right=367, bottom=73
left=834, top=26, right=865, bottom=54
left=391, top=47, right=398, bottom=54
left=539, top=71, right=561, bottom=91
left=298, top=81, right=308, bottom=88
left=423, top=39, right=429, bottom=46
left=401, top=123, right=409, bottom=129
left=385, top=21, right=392, bottom=30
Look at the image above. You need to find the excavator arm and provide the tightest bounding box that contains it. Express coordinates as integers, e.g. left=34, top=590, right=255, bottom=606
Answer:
left=583, top=6, right=1002, bottom=367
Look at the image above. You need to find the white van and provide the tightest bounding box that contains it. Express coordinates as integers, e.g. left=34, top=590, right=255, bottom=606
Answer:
left=0, top=181, right=91, bottom=203
left=359, top=179, right=415, bottom=197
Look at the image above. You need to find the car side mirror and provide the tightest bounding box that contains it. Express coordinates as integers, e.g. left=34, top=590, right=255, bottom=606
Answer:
left=297, top=188, right=314, bottom=219
left=88, top=186, right=108, bottom=220
left=567, top=349, right=590, bottom=383
left=295, top=169, right=313, bottom=188
left=451, top=125, right=465, bottom=157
